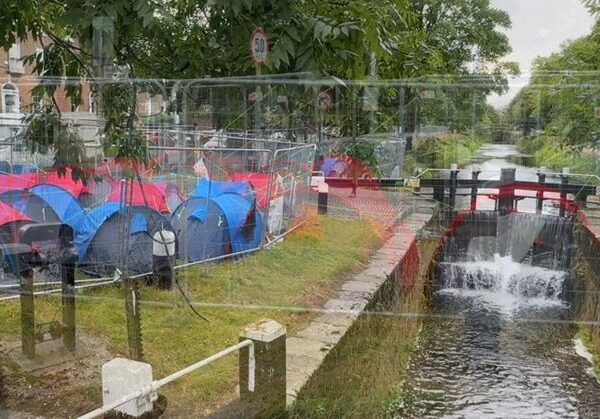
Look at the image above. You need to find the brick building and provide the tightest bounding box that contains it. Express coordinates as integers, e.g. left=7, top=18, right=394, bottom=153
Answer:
left=0, top=37, right=167, bottom=140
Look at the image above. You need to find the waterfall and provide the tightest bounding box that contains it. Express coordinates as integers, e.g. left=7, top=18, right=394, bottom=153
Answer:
left=438, top=211, right=574, bottom=305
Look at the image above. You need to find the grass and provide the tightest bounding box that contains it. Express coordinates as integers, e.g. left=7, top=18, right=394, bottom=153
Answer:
left=0, top=215, right=382, bottom=417
left=403, top=134, right=483, bottom=176
left=573, top=226, right=600, bottom=381
left=517, top=135, right=598, bottom=175
left=289, top=236, right=438, bottom=418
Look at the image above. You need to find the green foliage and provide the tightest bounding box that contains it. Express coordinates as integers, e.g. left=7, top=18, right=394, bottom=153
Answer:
left=21, top=111, right=90, bottom=181
left=412, top=134, right=483, bottom=169
left=516, top=135, right=598, bottom=174
left=506, top=22, right=600, bottom=145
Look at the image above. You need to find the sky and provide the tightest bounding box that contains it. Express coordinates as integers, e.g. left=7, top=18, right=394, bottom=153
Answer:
left=488, top=0, right=595, bottom=108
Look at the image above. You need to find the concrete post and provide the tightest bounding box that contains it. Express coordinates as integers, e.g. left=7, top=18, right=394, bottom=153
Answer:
left=317, top=182, right=329, bottom=215
left=20, top=269, right=35, bottom=359
left=447, top=163, right=459, bottom=219
left=560, top=167, right=569, bottom=217
left=102, top=358, right=156, bottom=417
left=536, top=169, right=546, bottom=214
left=470, top=169, right=481, bottom=211
left=499, top=168, right=516, bottom=215
left=239, top=319, right=286, bottom=417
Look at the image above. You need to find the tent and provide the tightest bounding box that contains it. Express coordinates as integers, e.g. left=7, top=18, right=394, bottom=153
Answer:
left=107, top=181, right=169, bottom=213
left=170, top=197, right=230, bottom=262
left=79, top=177, right=114, bottom=208
left=153, top=182, right=184, bottom=213
left=75, top=203, right=174, bottom=274
left=194, top=179, right=254, bottom=199
left=171, top=181, right=264, bottom=262
left=232, top=173, right=279, bottom=208
left=0, top=201, right=32, bottom=244
left=0, top=173, right=39, bottom=194
left=18, top=184, right=86, bottom=230
left=42, top=169, right=91, bottom=198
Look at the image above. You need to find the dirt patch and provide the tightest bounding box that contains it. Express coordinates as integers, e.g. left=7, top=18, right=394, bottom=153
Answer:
left=1, top=332, right=115, bottom=417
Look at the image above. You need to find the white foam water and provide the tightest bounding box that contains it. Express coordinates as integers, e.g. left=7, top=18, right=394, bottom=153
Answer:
left=438, top=254, right=567, bottom=314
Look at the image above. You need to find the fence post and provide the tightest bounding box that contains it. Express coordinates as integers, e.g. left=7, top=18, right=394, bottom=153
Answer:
left=560, top=167, right=570, bottom=217
left=499, top=168, right=516, bottom=215
left=470, top=169, right=481, bottom=211
left=536, top=168, right=546, bottom=214
left=239, top=319, right=287, bottom=417
left=447, top=163, right=459, bottom=219
left=317, top=182, right=329, bottom=215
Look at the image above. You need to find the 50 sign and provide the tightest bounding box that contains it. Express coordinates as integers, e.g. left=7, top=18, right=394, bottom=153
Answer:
left=249, top=27, right=270, bottom=65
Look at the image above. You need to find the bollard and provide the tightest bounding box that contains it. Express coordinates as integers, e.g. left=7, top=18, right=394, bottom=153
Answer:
left=470, top=169, right=481, bottom=211
left=152, top=230, right=176, bottom=290
left=20, top=268, right=36, bottom=359
left=499, top=168, right=516, bottom=215
left=102, top=358, right=156, bottom=417
left=61, top=258, right=77, bottom=352
left=239, top=319, right=286, bottom=417
left=536, top=169, right=546, bottom=214
left=560, top=167, right=570, bottom=217
left=317, top=182, right=329, bottom=215
left=447, top=163, right=459, bottom=218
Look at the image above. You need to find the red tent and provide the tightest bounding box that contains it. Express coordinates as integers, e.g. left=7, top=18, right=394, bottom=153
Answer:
left=107, top=181, right=169, bottom=213
left=0, top=173, right=39, bottom=194
left=42, top=169, right=91, bottom=197
left=0, top=200, right=30, bottom=226
left=232, top=173, right=279, bottom=208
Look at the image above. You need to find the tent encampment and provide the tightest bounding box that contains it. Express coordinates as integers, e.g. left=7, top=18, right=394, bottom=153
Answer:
left=75, top=202, right=174, bottom=274
left=170, top=197, right=230, bottom=262
left=19, top=184, right=86, bottom=229
left=107, top=181, right=170, bottom=213
left=0, top=200, right=32, bottom=244
left=171, top=180, right=264, bottom=262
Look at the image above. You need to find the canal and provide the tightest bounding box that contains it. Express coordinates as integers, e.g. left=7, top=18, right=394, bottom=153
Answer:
left=398, top=144, right=600, bottom=417
left=292, top=144, right=600, bottom=418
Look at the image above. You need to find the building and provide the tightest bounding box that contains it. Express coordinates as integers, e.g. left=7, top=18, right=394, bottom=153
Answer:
left=0, top=37, right=167, bottom=142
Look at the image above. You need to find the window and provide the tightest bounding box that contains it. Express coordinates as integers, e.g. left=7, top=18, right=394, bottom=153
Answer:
left=1, top=82, right=20, bottom=113
left=8, top=42, right=24, bottom=74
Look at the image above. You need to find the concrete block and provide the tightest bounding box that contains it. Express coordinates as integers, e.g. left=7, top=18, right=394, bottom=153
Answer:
left=102, top=358, right=156, bottom=417
left=324, top=298, right=368, bottom=312
left=286, top=337, right=332, bottom=361
left=296, top=321, right=347, bottom=345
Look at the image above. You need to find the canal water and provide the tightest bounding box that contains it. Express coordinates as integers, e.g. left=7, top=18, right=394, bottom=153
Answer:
left=398, top=145, right=600, bottom=418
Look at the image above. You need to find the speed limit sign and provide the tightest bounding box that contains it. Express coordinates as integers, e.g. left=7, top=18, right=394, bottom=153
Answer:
left=249, top=27, right=270, bottom=65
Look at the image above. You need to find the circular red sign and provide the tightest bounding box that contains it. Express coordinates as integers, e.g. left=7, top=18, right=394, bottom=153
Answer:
left=249, top=27, right=270, bottom=65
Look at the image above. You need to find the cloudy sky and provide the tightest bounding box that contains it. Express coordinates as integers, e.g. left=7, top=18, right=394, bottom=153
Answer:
left=488, top=0, right=595, bottom=108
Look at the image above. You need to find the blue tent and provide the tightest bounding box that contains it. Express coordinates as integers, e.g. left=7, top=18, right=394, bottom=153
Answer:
left=20, top=184, right=86, bottom=229
left=74, top=203, right=174, bottom=274
left=170, top=197, right=230, bottom=262
left=195, top=179, right=254, bottom=199
left=171, top=181, right=264, bottom=263
left=0, top=185, right=85, bottom=229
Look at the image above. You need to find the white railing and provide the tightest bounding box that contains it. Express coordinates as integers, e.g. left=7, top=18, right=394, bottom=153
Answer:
left=78, top=339, right=255, bottom=419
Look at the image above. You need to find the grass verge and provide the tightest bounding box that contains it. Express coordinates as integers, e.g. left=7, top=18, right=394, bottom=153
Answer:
left=516, top=135, right=598, bottom=174
left=0, top=215, right=382, bottom=417
left=289, top=235, right=438, bottom=418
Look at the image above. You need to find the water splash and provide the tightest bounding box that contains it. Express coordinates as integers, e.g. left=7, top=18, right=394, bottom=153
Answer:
left=438, top=254, right=566, bottom=314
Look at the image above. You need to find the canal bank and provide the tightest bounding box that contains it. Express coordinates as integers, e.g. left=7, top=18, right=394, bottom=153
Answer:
left=292, top=144, right=600, bottom=418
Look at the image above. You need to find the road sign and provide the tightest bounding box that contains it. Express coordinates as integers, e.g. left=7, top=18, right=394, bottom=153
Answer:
left=595, top=107, right=600, bottom=119
left=249, top=28, right=269, bottom=65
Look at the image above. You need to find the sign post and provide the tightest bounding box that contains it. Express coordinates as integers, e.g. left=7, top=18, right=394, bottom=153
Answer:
left=249, top=28, right=270, bottom=132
